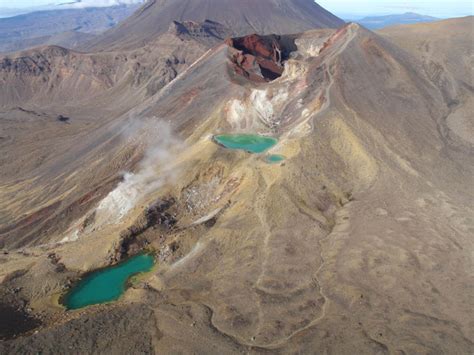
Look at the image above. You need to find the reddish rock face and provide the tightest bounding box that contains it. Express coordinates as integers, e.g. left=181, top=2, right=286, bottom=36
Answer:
left=226, top=34, right=296, bottom=82
left=231, top=34, right=282, bottom=63
left=319, top=24, right=348, bottom=54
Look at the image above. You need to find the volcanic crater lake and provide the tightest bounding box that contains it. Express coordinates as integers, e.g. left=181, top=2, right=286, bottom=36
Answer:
left=266, top=154, right=285, bottom=163
left=214, top=134, right=278, bottom=153
left=63, top=253, right=155, bottom=310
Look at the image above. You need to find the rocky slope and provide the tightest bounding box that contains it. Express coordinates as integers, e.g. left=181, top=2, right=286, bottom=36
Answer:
left=83, top=0, right=344, bottom=51
left=0, top=20, right=230, bottom=108
left=0, top=17, right=472, bottom=353
left=0, top=20, right=230, bottom=249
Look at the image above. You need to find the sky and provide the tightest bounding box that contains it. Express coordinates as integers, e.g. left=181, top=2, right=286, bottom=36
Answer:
left=0, top=0, right=472, bottom=18
left=317, top=0, right=473, bottom=18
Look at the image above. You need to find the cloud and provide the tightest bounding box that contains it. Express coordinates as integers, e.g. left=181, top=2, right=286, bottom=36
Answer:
left=0, top=0, right=144, bottom=18
left=57, top=0, right=145, bottom=9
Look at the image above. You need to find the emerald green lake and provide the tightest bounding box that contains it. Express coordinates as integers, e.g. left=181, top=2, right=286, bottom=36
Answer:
left=63, top=254, right=155, bottom=310
left=214, top=134, right=277, bottom=153
left=266, top=154, right=285, bottom=163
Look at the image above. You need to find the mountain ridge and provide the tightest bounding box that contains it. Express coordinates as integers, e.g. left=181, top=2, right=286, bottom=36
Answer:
left=83, top=0, right=344, bottom=51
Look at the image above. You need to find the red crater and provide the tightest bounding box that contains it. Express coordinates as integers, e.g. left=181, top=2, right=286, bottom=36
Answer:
left=226, top=33, right=297, bottom=82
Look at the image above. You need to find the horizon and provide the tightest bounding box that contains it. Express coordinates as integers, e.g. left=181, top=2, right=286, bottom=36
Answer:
left=0, top=0, right=472, bottom=19
left=317, top=0, right=473, bottom=18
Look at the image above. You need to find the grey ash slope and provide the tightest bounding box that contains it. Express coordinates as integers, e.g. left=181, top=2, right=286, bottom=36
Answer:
left=83, top=0, right=344, bottom=51
left=380, top=16, right=474, bottom=148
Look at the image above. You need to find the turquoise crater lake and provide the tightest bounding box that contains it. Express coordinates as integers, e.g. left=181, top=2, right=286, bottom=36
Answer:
left=214, top=134, right=277, bottom=153
left=63, top=253, right=155, bottom=310
left=266, top=154, right=285, bottom=163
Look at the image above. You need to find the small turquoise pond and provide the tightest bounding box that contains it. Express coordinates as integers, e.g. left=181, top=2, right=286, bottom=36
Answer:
left=266, top=154, right=285, bottom=163
left=63, top=254, right=155, bottom=310
left=214, top=134, right=277, bottom=153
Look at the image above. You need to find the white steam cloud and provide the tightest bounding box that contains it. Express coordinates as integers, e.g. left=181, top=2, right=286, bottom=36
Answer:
left=61, top=118, right=183, bottom=243
left=95, top=119, right=183, bottom=224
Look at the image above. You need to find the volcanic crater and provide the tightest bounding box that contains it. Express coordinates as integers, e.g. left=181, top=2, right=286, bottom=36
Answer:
left=226, top=34, right=298, bottom=82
